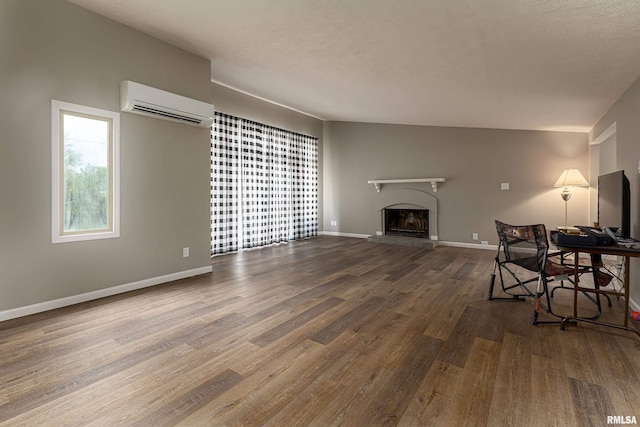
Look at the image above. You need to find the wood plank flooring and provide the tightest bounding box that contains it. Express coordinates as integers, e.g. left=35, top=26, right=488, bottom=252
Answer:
left=1, top=236, right=639, bottom=426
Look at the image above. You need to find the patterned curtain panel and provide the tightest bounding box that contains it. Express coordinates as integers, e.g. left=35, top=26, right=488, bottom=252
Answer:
left=210, top=113, right=241, bottom=254
left=240, top=120, right=266, bottom=249
left=290, top=132, right=318, bottom=240
left=303, top=133, right=319, bottom=238
left=267, top=127, right=291, bottom=244
left=211, top=112, right=318, bottom=255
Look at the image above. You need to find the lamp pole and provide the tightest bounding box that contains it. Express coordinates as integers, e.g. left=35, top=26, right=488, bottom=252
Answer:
left=561, top=187, right=571, bottom=227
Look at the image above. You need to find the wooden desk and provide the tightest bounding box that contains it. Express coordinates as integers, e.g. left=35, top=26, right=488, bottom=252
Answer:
left=555, top=242, right=640, bottom=338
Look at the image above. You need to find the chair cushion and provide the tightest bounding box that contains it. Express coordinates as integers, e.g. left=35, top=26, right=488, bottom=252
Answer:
left=510, top=257, right=576, bottom=277
left=545, top=260, right=576, bottom=277
left=545, top=261, right=614, bottom=287
left=508, top=256, right=614, bottom=287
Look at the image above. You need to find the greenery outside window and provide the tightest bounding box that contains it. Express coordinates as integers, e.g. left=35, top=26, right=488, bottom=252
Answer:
left=52, top=100, right=120, bottom=243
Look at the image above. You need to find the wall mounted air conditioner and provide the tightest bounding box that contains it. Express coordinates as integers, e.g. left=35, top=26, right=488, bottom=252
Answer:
left=120, top=80, right=215, bottom=128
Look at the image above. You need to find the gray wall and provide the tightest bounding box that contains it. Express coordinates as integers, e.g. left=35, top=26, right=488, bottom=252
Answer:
left=210, top=82, right=325, bottom=227
left=0, top=0, right=212, bottom=313
left=323, top=121, right=589, bottom=244
left=590, top=74, right=640, bottom=309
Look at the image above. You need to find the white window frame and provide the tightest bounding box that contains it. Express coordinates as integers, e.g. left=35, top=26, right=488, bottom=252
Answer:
left=51, top=100, right=120, bottom=243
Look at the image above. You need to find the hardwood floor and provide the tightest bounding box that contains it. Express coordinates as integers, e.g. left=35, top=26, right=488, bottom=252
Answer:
left=1, top=236, right=639, bottom=426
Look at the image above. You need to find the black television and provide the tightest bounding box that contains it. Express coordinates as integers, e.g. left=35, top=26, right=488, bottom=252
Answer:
left=597, top=170, right=630, bottom=238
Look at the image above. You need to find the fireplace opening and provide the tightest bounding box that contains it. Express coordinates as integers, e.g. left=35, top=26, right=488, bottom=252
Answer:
left=384, top=208, right=429, bottom=239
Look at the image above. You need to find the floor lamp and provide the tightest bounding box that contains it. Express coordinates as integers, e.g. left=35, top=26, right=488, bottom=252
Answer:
left=554, top=168, right=589, bottom=227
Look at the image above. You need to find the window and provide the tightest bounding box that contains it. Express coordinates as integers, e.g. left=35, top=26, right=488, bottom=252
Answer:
left=52, top=100, right=120, bottom=243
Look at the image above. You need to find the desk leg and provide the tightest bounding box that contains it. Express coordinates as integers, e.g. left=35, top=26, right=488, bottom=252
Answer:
left=624, top=256, right=630, bottom=328
left=561, top=252, right=639, bottom=338
left=561, top=252, right=580, bottom=331
left=573, top=253, right=579, bottom=318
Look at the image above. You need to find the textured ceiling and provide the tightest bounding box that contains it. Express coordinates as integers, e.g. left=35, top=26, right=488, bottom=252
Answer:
left=67, top=0, right=640, bottom=131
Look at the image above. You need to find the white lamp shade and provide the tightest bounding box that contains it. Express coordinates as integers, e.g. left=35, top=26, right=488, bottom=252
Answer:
left=554, top=169, right=589, bottom=187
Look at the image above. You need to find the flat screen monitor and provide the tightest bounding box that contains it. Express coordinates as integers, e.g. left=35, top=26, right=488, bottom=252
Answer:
left=597, top=170, right=630, bottom=238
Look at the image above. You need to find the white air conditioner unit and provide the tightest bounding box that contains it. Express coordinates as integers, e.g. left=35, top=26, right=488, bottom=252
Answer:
left=120, top=80, right=215, bottom=128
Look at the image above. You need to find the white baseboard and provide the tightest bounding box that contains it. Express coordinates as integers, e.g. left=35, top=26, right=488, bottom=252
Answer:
left=0, top=265, right=213, bottom=322
left=319, top=231, right=370, bottom=239
left=439, top=241, right=498, bottom=251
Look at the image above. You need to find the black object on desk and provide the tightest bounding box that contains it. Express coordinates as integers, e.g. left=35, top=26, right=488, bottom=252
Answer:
left=553, top=232, right=601, bottom=246
left=552, top=226, right=613, bottom=246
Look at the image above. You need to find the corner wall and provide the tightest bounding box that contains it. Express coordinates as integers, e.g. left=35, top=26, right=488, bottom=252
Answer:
left=0, top=0, right=213, bottom=317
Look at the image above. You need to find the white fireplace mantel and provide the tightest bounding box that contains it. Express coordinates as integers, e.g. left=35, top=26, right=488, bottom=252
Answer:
left=367, top=178, right=445, bottom=193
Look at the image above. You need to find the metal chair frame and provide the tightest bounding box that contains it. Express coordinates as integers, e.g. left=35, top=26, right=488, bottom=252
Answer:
left=488, top=220, right=609, bottom=325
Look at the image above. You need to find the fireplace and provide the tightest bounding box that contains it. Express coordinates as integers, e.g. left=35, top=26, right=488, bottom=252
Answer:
left=369, top=188, right=439, bottom=247
left=384, top=208, right=429, bottom=239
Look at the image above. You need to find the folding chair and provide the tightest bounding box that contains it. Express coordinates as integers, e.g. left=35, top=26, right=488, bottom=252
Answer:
left=488, top=220, right=608, bottom=324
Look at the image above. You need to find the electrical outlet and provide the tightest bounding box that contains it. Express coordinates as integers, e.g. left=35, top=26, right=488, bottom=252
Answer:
left=472, top=233, right=478, bottom=240
left=500, top=183, right=510, bottom=190
left=481, top=240, right=489, bottom=245
left=331, top=220, right=337, bottom=226
left=183, top=247, right=189, bottom=258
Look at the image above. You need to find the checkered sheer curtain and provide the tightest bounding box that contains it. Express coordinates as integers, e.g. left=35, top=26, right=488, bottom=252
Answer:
left=210, top=114, right=241, bottom=254
left=211, top=112, right=318, bottom=255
